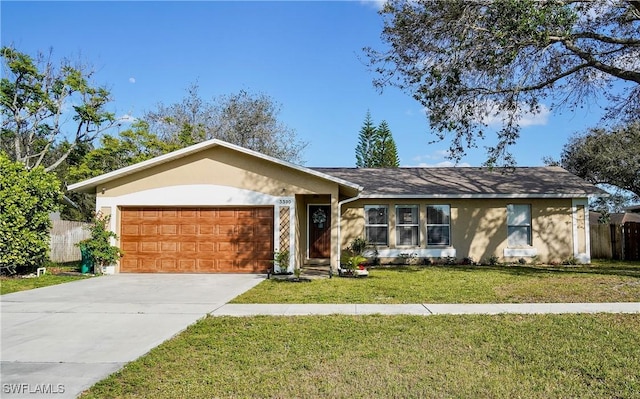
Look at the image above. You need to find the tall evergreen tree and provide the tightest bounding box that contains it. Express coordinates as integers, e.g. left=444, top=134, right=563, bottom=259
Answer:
left=355, top=112, right=401, bottom=168
left=373, top=120, right=400, bottom=168
left=355, top=110, right=377, bottom=167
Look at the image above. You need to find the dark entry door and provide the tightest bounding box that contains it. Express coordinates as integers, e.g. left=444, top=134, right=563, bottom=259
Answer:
left=309, top=205, right=331, bottom=258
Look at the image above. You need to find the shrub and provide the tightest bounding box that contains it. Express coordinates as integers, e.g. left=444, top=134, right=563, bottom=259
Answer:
left=487, top=255, right=500, bottom=266
left=272, top=249, right=290, bottom=274
left=0, top=154, right=61, bottom=273
left=78, top=213, right=123, bottom=273
left=348, top=237, right=368, bottom=255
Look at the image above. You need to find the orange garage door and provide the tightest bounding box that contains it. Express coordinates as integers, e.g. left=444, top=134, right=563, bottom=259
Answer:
left=120, top=207, right=274, bottom=273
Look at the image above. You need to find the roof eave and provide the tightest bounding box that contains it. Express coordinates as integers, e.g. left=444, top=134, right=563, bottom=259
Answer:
left=358, top=193, right=604, bottom=199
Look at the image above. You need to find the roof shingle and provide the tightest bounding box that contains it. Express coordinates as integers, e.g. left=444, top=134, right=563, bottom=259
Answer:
left=312, top=167, right=605, bottom=198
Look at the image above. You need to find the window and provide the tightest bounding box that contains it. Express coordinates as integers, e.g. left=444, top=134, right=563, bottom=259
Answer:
left=365, top=205, right=388, bottom=245
left=426, top=205, right=450, bottom=246
left=507, top=204, right=532, bottom=247
left=396, top=205, right=419, bottom=246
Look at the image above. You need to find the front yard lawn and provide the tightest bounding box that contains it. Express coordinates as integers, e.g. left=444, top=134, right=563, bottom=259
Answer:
left=0, top=263, right=93, bottom=295
left=83, top=314, right=640, bottom=398
left=232, top=260, right=640, bottom=304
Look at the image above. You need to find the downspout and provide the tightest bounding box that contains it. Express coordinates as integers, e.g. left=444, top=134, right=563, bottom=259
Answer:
left=337, top=194, right=361, bottom=275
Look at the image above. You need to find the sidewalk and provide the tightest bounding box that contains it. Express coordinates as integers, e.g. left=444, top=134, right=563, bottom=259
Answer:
left=212, top=302, right=640, bottom=316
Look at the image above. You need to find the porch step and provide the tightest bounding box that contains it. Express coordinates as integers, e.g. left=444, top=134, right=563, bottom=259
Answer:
left=301, top=265, right=331, bottom=279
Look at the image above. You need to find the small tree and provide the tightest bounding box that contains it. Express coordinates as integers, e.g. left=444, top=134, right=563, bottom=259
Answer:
left=79, top=213, right=122, bottom=273
left=355, top=110, right=378, bottom=167
left=0, top=153, right=61, bottom=272
left=373, top=120, right=400, bottom=168
left=355, top=113, right=400, bottom=168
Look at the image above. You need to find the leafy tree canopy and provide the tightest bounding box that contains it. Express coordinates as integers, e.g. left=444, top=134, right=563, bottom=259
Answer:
left=560, top=122, right=640, bottom=200
left=144, top=84, right=308, bottom=164
left=0, top=153, right=62, bottom=271
left=1, top=46, right=116, bottom=172
left=69, top=121, right=179, bottom=182
left=366, top=0, right=640, bottom=166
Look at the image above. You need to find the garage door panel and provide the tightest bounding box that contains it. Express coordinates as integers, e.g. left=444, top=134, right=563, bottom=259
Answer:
left=139, top=225, right=156, bottom=235
left=199, top=225, right=215, bottom=235
left=141, top=209, right=159, bottom=218
left=140, top=242, right=158, bottom=252
left=160, top=225, right=177, bottom=235
left=256, top=208, right=274, bottom=218
left=120, top=207, right=273, bottom=273
left=255, top=225, right=272, bottom=236
left=199, top=242, right=215, bottom=252
left=180, top=225, right=197, bottom=235
left=180, top=242, right=197, bottom=252
left=178, top=259, right=196, bottom=270
left=160, top=209, right=177, bottom=217
left=179, top=209, right=197, bottom=218
left=161, top=242, right=177, bottom=252
left=161, top=259, right=178, bottom=270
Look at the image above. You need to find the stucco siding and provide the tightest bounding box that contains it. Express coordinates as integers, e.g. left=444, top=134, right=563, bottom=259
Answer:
left=341, top=198, right=577, bottom=264
left=97, top=146, right=337, bottom=198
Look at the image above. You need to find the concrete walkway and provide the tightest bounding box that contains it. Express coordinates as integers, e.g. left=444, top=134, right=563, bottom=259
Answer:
left=1, top=274, right=264, bottom=399
left=212, top=302, right=640, bottom=316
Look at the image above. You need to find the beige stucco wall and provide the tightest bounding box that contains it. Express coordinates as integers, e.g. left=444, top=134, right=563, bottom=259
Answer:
left=341, top=198, right=578, bottom=264
left=97, top=146, right=337, bottom=198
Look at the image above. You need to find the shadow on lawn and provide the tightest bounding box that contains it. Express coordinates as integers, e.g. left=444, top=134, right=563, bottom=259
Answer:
left=371, top=262, right=640, bottom=279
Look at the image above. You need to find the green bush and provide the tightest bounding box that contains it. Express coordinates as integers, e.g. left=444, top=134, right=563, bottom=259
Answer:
left=0, top=153, right=61, bottom=273
left=78, top=213, right=123, bottom=273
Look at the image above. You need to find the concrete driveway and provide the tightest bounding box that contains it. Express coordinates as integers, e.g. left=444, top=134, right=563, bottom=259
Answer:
left=1, top=274, right=264, bottom=398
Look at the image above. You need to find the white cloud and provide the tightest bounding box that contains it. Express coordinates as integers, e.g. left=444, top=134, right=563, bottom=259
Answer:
left=118, top=114, right=137, bottom=123
left=412, top=150, right=450, bottom=162
left=472, top=100, right=550, bottom=128
left=359, top=0, right=386, bottom=10
left=406, top=150, right=471, bottom=167
left=129, top=77, right=136, bottom=84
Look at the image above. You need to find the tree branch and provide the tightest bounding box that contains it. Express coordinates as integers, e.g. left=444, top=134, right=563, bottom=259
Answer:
left=570, top=31, right=640, bottom=46
left=561, top=39, right=640, bottom=83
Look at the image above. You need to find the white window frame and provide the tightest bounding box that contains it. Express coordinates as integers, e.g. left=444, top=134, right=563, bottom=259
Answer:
left=507, top=204, right=532, bottom=247
left=395, top=205, right=419, bottom=247
left=365, top=205, right=388, bottom=246
left=426, top=205, right=451, bottom=247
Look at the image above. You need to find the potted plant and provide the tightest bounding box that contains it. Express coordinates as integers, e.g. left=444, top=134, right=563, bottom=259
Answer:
left=339, top=237, right=370, bottom=277
left=78, top=212, right=123, bottom=274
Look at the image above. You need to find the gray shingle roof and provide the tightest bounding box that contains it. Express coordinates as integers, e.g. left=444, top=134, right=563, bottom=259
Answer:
left=311, top=167, right=606, bottom=198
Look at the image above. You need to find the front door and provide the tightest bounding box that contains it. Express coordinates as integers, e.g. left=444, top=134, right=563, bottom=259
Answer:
left=309, top=205, right=331, bottom=258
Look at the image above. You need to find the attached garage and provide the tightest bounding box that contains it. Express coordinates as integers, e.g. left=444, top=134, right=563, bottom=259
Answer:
left=119, top=207, right=274, bottom=273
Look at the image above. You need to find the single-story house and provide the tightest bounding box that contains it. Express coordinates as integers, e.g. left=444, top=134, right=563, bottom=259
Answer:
left=68, top=139, right=605, bottom=273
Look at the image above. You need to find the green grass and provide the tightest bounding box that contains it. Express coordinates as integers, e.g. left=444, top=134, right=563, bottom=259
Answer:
left=232, top=260, right=640, bottom=304
left=1, top=263, right=92, bottom=295
left=82, top=314, right=640, bottom=398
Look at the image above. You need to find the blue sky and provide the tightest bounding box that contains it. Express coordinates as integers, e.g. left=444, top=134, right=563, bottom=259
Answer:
left=2, top=1, right=608, bottom=167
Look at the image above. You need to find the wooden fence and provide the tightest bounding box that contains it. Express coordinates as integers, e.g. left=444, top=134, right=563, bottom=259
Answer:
left=49, top=220, right=91, bottom=263
left=624, top=222, right=640, bottom=261
left=590, top=222, right=639, bottom=261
